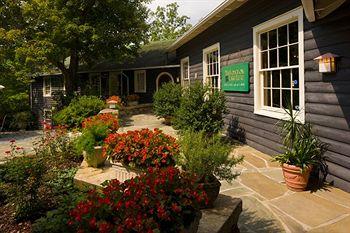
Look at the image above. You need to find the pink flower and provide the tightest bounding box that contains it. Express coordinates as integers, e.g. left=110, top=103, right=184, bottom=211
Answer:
left=9, top=139, right=16, bottom=143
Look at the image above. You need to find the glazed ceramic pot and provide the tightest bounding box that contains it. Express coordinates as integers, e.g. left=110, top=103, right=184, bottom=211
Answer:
left=199, top=177, right=221, bottom=209
left=83, top=146, right=106, bottom=168
left=282, top=163, right=313, bottom=191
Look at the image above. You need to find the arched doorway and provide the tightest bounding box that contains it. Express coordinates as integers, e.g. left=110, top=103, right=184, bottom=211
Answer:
left=156, top=72, right=174, bottom=91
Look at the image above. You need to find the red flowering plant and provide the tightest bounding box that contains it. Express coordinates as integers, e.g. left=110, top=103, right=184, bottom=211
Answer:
left=103, top=128, right=178, bottom=169
left=68, top=167, right=208, bottom=233
left=82, top=113, right=119, bottom=132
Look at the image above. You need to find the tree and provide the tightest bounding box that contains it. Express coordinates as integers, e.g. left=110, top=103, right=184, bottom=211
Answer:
left=149, top=3, right=192, bottom=42
left=0, top=0, right=151, bottom=93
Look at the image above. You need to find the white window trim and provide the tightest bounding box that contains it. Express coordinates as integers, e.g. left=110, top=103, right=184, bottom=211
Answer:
left=43, top=77, right=51, bottom=97
left=43, top=76, right=66, bottom=97
left=134, top=70, right=147, bottom=93
left=203, top=42, right=221, bottom=89
left=180, top=57, right=190, bottom=86
left=253, top=7, right=305, bottom=123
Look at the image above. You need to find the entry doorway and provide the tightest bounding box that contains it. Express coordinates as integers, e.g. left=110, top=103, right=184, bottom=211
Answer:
left=156, top=72, right=174, bottom=91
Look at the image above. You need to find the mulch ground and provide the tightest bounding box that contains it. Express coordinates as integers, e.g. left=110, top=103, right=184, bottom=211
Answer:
left=0, top=203, right=32, bottom=233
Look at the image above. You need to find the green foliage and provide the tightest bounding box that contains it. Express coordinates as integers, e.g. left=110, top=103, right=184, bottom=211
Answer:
left=149, top=2, right=192, bottom=41
left=53, top=96, right=105, bottom=128
left=1, top=0, right=151, bottom=91
left=177, top=130, right=243, bottom=183
left=153, top=83, right=182, bottom=118
left=0, top=128, right=83, bottom=221
left=75, top=124, right=109, bottom=155
left=174, top=83, right=228, bottom=134
left=273, top=107, right=328, bottom=170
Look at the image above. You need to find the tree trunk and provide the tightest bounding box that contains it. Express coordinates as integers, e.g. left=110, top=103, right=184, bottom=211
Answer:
left=64, top=49, right=79, bottom=94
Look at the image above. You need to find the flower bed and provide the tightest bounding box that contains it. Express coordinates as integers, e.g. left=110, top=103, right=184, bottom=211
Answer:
left=69, top=167, right=207, bottom=233
left=82, top=113, right=119, bottom=132
left=103, top=129, right=178, bottom=169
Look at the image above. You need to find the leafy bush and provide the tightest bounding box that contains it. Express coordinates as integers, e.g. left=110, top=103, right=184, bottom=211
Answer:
left=153, top=83, right=182, bottom=118
left=68, top=167, right=207, bottom=233
left=75, top=113, right=119, bottom=155
left=174, top=83, right=227, bottom=134
left=177, top=130, right=243, bottom=183
left=104, top=128, right=178, bottom=169
left=53, top=96, right=106, bottom=128
left=273, top=107, right=328, bottom=171
left=0, top=127, right=83, bottom=221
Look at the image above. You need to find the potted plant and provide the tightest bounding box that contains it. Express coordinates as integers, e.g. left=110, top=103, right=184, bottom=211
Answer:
left=103, top=128, right=177, bottom=170
left=273, top=107, right=328, bottom=191
left=106, top=95, right=122, bottom=109
left=75, top=113, right=119, bottom=168
left=127, top=94, right=140, bottom=106
left=177, top=130, right=243, bottom=208
left=153, top=83, right=182, bottom=125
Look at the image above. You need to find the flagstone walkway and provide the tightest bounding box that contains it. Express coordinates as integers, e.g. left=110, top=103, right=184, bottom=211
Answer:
left=226, top=145, right=350, bottom=233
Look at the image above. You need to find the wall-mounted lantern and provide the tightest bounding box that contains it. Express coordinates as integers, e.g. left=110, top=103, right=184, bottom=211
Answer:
left=314, top=53, right=339, bottom=73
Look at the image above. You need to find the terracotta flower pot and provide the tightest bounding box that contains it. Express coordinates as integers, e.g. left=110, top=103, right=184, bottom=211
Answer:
left=83, top=146, right=106, bottom=168
left=199, top=177, right=221, bottom=209
left=282, top=163, right=313, bottom=192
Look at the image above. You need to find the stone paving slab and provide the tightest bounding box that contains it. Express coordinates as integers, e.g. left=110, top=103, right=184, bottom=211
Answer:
left=239, top=172, right=288, bottom=200
left=269, top=192, right=350, bottom=228
left=308, top=215, right=350, bottom=233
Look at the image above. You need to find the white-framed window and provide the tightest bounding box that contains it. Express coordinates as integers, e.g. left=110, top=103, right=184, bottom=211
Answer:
left=203, top=43, right=221, bottom=91
left=181, top=57, right=190, bottom=86
left=134, top=70, right=146, bottom=93
left=253, top=7, right=305, bottom=123
left=43, top=76, right=65, bottom=97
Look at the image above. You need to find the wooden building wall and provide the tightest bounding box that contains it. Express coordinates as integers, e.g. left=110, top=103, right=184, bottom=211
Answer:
left=176, top=0, right=350, bottom=191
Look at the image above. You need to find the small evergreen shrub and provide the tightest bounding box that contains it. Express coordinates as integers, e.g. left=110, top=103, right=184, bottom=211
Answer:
left=53, top=96, right=105, bottom=129
left=177, top=130, right=243, bottom=183
left=174, top=83, right=227, bottom=134
left=153, top=83, right=182, bottom=118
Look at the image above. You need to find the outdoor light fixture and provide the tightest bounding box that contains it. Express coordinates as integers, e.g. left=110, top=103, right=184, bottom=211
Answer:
left=314, top=53, right=339, bottom=73
left=0, top=85, right=5, bottom=90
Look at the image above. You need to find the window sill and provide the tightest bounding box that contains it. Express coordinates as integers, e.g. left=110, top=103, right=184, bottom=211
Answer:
left=254, top=108, right=305, bottom=124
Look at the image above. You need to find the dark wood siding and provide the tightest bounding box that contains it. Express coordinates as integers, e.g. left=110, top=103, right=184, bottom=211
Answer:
left=176, top=0, right=350, bottom=191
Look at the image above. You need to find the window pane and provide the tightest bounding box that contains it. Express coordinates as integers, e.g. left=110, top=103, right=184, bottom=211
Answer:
left=272, top=89, right=280, bottom=108
left=270, top=49, right=277, bottom=68
left=289, top=44, right=299, bottom=65
left=282, top=69, right=291, bottom=88
left=272, top=70, right=280, bottom=88
left=263, top=71, right=271, bottom=87
left=279, top=47, right=288, bottom=67
left=278, top=25, right=288, bottom=46
left=264, top=89, right=271, bottom=106
left=261, top=51, right=268, bottom=69
left=269, top=29, right=277, bottom=48
left=293, top=90, right=300, bottom=110
left=282, top=90, right=291, bottom=108
left=289, top=21, right=298, bottom=43
left=292, top=68, right=299, bottom=88
left=261, top=32, right=268, bottom=50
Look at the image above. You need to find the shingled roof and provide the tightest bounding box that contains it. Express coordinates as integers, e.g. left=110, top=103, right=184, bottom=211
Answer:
left=86, top=40, right=178, bottom=72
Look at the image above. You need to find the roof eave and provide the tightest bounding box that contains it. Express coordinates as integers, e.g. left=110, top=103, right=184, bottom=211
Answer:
left=168, top=0, right=248, bottom=52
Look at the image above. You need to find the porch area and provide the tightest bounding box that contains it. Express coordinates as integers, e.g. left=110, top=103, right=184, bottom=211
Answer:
left=76, top=113, right=350, bottom=233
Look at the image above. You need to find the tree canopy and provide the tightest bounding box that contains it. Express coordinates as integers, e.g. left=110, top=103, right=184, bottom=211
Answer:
left=149, top=2, right=192, bottom=42
left=0, top=0, right=151, bottom=92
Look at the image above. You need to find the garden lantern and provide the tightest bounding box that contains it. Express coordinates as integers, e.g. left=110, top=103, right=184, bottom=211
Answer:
left=314, top=53, right=339, bottom=73
left=107, top=100, right=119, bottom=109
left=0, top=85, right=4, bottom=90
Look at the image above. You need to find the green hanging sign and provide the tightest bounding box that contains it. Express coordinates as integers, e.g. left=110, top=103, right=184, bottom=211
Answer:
left=221, top=62, right=250, bottom=92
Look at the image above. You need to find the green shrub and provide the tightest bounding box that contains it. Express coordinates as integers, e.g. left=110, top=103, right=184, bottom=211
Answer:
left=177, top=130, right=243, bottom=183
left=174, top=83, right=227, bottom=134
left=0, top=127, right=83, bottom=221
left=153, top=83, right=182, bottom=118
left=53, top=96, right=106, bottom=128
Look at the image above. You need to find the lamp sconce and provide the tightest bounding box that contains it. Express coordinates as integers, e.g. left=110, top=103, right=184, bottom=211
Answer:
left=314, top=53, right=339, bottom=73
